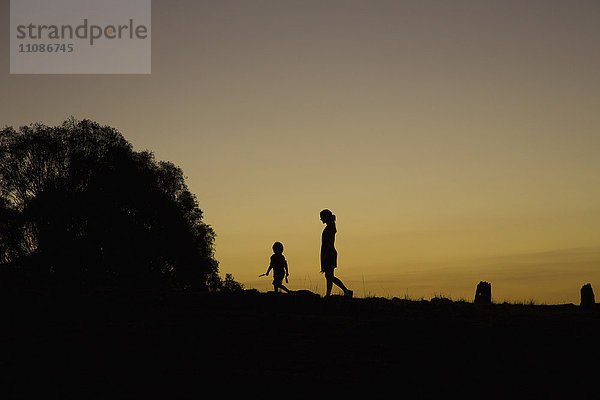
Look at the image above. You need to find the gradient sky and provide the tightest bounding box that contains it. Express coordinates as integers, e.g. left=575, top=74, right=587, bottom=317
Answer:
left=2, top=0, right=599, bottom=303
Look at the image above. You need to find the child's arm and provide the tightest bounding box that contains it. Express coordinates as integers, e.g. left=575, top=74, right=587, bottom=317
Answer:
left=284, top=260, right=289, bottom=277
left=266, top=258, right=273, bottom=276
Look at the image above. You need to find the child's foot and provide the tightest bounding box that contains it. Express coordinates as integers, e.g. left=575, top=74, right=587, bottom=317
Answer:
left=345, top=290, right=353, bottom=298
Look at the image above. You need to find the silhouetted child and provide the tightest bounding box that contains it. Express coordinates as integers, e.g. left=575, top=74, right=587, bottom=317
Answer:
left=265, top=241, right=290, bottom=293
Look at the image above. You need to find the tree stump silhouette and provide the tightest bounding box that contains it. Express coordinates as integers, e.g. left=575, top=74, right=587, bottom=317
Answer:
left=580, top=283, right=595, bottom=308
left=474, top=281, right=492, bottom=304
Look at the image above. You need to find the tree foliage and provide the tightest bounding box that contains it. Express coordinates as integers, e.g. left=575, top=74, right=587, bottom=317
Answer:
left=0, top=118, right=221, bottom=289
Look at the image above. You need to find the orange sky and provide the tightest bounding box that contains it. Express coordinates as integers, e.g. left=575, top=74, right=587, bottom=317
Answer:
left=2, top=0, right=599, bottom=303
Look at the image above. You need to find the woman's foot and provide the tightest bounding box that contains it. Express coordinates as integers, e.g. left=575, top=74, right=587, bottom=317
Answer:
left=345, top=290, right=353, bottom=298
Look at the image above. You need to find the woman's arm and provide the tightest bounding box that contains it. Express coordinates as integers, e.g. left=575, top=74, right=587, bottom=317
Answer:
left=322, top=228, right=335, bottom=250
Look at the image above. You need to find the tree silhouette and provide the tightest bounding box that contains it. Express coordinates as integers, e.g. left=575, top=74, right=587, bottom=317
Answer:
left=0, top=118, right=220, bottom=289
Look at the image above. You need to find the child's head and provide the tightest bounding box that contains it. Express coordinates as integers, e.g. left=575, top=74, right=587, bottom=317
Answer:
left=272, top=241, right=284, bottom=254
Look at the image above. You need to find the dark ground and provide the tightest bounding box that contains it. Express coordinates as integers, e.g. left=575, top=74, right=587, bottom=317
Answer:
left=2, top=288, right=599, bottom=398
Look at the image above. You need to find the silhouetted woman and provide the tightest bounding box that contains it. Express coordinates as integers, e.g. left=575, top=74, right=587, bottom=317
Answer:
left=320, top=209, right=352, bottom=298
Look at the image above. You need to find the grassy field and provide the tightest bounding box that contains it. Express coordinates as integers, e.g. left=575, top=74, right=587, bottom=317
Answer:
left=3, top=288, right=598, bottom=398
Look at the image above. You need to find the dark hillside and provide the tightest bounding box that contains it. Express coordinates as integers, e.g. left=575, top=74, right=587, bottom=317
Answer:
left=3, top=289, right=598, bottom=398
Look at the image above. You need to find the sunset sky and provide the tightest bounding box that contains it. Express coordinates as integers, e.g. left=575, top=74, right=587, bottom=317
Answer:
left=2, top=0, right=599, bottom=303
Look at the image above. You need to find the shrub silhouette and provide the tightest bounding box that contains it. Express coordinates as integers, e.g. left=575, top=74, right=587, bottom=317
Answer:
left=218, top=273, right=245, bottom=292
left=580, top=283, right=595, bottom=308
left=474, top=281, right=492, bottom=304
left=0, top=118, right=221, bottom=289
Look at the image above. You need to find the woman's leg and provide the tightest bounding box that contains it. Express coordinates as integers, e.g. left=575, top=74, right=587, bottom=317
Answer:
left=326, top=276, right=333, bottom=296
left=325, top=269, right=351, bottom=296
left=333, top=276, right=349, bottom=293
left=324, top=269, right=333, bottom=296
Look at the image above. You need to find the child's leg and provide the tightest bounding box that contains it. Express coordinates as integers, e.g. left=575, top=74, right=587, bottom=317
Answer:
left=274, top=275, right=286, bottom=293
left=278, top=284, right=290, bottom=293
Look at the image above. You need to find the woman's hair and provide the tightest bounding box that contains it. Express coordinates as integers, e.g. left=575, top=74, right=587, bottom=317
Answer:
left=272, top=241, right=284, bottom=253
left=320, top=209, right=336, bottom=223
